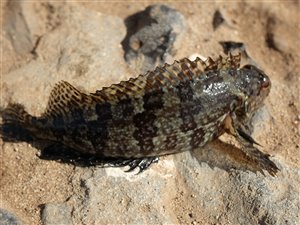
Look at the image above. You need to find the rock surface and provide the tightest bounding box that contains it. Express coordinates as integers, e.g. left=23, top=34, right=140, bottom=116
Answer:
left=122, top=4, right=186, bottom=73
left=0, top=209, right=22, bottom=225
left=41, top=203, right=72, bottom=225
left=0, top=1, right=299, bottom=225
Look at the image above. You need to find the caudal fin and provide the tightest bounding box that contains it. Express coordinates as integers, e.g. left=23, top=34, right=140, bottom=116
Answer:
left=1, top=103, right=33, bottom=124
left=0, top=103, right=36, bottom=141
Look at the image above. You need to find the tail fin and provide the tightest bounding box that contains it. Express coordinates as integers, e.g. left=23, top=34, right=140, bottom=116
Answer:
left=1, top=103, right=33, bottom=124
left=0, top=103, right=36, bottom=141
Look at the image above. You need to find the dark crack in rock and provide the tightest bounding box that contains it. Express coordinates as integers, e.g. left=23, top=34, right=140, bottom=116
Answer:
left=265, top=15, right=296, bottom=56
left=0, top=209, right=22, bottom=225
left=265, top=17, right=280, bottom=52
left=122, top=4, right=186, bottom=73
left=4, top=1, right=34, bottom=55
left=212, top=10, right=225, bottom=30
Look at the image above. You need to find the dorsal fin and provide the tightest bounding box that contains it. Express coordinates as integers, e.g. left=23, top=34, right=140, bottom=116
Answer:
left=43, top=81, right=93, bottom=118
left=90, top=74, right=148, bottom=103
left=90, top=57, right=207, bottom=103
left=90, top=53, right=241, bottom=103
left=215, top=52, right=241, bottom=69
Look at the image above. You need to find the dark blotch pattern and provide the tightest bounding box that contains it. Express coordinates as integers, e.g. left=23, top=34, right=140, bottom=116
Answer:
left=177, top=80, right=194, bottom=102
left=70, top=124, right=88, bottom=146
left=96, top=103, right=113, bottom=121
left=190, top=127, right=205, bottom=148
left=53, top=116, right=64, bottom=127
left=87, top=120, right=108, bottom=153
left=115, top=136, right=132, bottom=154
left=89, top=103, right=113, bottom=152
left=51, top=116, right=66, bottom=141
left=165, top=135, right=178, bottom=149
left=133, top=112, right=157, bottom=152
left=70, top=108, right=85, bottom=123
left=133, top=89, right=164, bottom=153
left=39, top=117, right=48, bottom=125
left=143, top=90, right=164, bottom=110
left=177, top=81, right=197, bottom=132
left=113, top=98, right=135, bottom=120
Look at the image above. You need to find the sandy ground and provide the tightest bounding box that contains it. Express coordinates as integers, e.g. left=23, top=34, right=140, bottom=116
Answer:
left=0, top=1, right=299, bottom=225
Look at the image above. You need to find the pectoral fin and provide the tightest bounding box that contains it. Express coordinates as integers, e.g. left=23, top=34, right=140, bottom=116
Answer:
left=225, top=114, right=279, bottom=176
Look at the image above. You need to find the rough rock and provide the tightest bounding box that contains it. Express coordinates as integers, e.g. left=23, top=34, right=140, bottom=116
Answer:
left=174, top=152, right=299, bottom=224
left=265, top=15, right=298, bottom=55
left=4, top=1, right=35, bottom=55
left=122, top=4, right=186, bottom=73
left=70, top=168, right=177, bottom=225
left=41, top=203, right=72, bottom=225
left=0, top=2, right=299, bottom=225
left=1, top=2, right=127, bottom=114
left=0, top=209, right=22, bottom=225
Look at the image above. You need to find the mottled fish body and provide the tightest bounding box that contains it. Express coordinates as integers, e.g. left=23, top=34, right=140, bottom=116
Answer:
left=1, top=54, right=279, bottom=175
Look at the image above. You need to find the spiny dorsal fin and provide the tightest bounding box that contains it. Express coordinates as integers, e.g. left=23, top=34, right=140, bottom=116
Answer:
left=90, top=74, right=148, bottom=103
left=90, top=58, right=205, bottom=103
left=90, top=53, right=241, bottom=103
left=43, top=81, right=93, bottom=118
left=215, top=53, right=241, bottom=69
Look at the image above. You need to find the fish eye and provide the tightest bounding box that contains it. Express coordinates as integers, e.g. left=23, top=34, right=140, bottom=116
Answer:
left=243, top=64, right=270, bottom=88
left=260, top=75, right=270, bottom=88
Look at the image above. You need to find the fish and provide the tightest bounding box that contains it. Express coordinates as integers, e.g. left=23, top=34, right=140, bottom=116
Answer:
left=0, top=53, right=279, bottom=175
